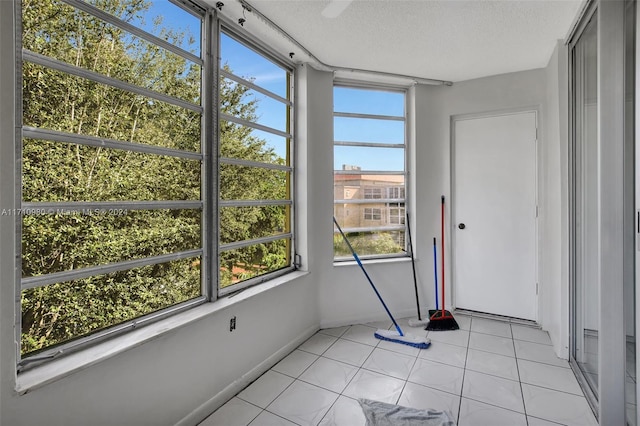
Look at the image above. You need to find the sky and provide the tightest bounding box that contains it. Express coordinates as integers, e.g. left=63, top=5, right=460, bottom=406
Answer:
left=141, top=1, right=405, bottom=172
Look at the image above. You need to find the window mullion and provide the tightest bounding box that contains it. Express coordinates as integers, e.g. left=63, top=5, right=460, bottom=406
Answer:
left=205, top=10, right=218, bottom=302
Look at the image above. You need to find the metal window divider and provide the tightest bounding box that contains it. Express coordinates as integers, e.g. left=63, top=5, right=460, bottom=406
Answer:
left=63, top=0, right=203, bottom=65
left=23, top=50, right=202, bottom=113
left=205, top=8, right=218, bottom=302
left=21, top=249, right=204, bottom=290
left=22, top=127, right=203, bottom=160
left=221, top=68, right=291, bottom=106
left=220, top=112, right=291, bottom=139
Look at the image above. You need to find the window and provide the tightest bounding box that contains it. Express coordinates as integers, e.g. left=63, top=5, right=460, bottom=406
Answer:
left=387, top=187, right=405, bottom=199
left=388, top=204, right=405, bottom=225
left=333, top=85, right=407, bottom=259
left=364, top=208, right=382, bottom=221
left=218, top=32, right=294, bottom=293
left=18, top=0, right=294, bottom=367
left=364, top=187, right=383, bottom=199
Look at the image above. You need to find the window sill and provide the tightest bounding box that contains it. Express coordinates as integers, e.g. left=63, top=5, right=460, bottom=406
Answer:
left=333, top=255, right=412, bottom=268
left=15, top=270, right=309, bottom=395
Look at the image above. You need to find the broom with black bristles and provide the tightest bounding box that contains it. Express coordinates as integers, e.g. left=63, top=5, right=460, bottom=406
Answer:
left=426, top=196, right=459, bottom=331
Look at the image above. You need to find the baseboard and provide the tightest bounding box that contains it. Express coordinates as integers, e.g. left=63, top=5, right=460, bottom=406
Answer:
left=174, top=323, right=319, bottom=426
left=319, top=308, right=420, bottom=330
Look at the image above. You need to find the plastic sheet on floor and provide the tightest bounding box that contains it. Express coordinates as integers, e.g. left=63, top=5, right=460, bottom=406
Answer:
left=358, top=398, right=457, bottom=426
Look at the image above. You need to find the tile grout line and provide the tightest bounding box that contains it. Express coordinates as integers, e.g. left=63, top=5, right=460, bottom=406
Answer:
left=254, top=409, right=303, bottom=426
left=511, top=323, right=529, bottom=426
left=318, top=334, right=373, bottom=424
left=214, top=320, right=575, bottom=426
left=325, top=328, right=409, bottom=422
left=393, top=344, right=421, bottom=405
left=237, top=376, right=297, bottom=424
left=221, top=398, right=264, bottom=426
left=296, top=332, right=353, bottom=426
left=461, top=396, right=535, bottom=417
left=456, top=316, right=474, bottom=425
left=262, top=332, right=342, bottom=426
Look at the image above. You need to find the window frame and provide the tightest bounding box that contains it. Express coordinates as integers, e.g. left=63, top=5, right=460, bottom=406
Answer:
left=15, top=0, right=297, bottom=370
left=215, top=24, right=296, bottom=296
left=332, top=81, right=409, bottom=261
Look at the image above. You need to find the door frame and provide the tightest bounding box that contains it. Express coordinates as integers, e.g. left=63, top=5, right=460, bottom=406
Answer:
left=450, top=106, right=541, bottom=322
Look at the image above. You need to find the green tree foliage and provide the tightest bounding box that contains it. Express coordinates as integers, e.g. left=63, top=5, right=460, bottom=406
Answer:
left=219, top=77, right=290, bottom=287
left=20, top=0, right=288, bottom=354
left=333, top=232, right=404, bottom=258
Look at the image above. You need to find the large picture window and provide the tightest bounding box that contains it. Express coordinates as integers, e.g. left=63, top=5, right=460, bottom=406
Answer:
left=18, top=0, right=295, bottom=367
left=333, top=85, right=407, bottom=259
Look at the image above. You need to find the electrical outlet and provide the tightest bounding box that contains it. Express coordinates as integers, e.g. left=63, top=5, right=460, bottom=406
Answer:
left=229, top=316, right=236, bottom=332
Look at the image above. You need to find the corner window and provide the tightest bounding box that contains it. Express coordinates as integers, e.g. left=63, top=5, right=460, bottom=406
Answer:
left=333, top=85, right=407, bottom=259
left=18, top=0, right=295, bottom=367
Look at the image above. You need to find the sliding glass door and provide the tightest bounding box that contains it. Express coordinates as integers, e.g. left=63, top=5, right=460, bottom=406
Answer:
left=570, top=1, right=637, bottom=423
left=571, top=5, right=599, bottom=400
left=629, top=2, right=638, bottom=424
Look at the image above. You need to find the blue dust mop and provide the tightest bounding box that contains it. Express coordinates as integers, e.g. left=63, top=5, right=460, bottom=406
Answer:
left=333, top=217, right=431, bottom=349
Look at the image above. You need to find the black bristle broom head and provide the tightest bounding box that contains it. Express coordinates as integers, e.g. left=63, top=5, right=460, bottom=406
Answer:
left=425, top=310, right=459, bottom=331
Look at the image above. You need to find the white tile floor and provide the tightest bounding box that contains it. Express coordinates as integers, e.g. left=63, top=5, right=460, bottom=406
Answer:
left=201, top=314, right=598, bottom=426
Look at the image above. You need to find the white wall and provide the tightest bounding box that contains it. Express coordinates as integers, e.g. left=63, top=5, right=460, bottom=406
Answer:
left=414, top=68, right=547, bottom=321
left=318, top=64, right=569, bottom=362
left=542, top=41, right=570, bottom=358
left=3, top=283, right=318, bottom=426
left=409, top=64, right=568, bottom=357
left=318, top=83, right=427, bottom=329
left=0, top=5, right=321, bottom=424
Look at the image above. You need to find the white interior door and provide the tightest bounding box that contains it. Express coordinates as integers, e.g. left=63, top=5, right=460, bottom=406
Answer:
left=453, top=111, right=538, bottom=321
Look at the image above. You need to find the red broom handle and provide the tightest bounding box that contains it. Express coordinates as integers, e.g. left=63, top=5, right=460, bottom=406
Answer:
left=441, top=196, right=445, bottom=316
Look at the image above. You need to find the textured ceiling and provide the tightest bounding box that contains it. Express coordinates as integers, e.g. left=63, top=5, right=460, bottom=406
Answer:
left=214, top=0, right=584, bottom=83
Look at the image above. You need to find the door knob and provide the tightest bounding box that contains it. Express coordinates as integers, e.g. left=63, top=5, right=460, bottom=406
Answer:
left=458, top=223, right=466, bottom=230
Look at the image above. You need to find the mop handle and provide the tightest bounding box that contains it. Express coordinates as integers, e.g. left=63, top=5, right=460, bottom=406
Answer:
left=333, top=217, right=404, bottom=336
left=406, top=213, right=421, bottom=321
